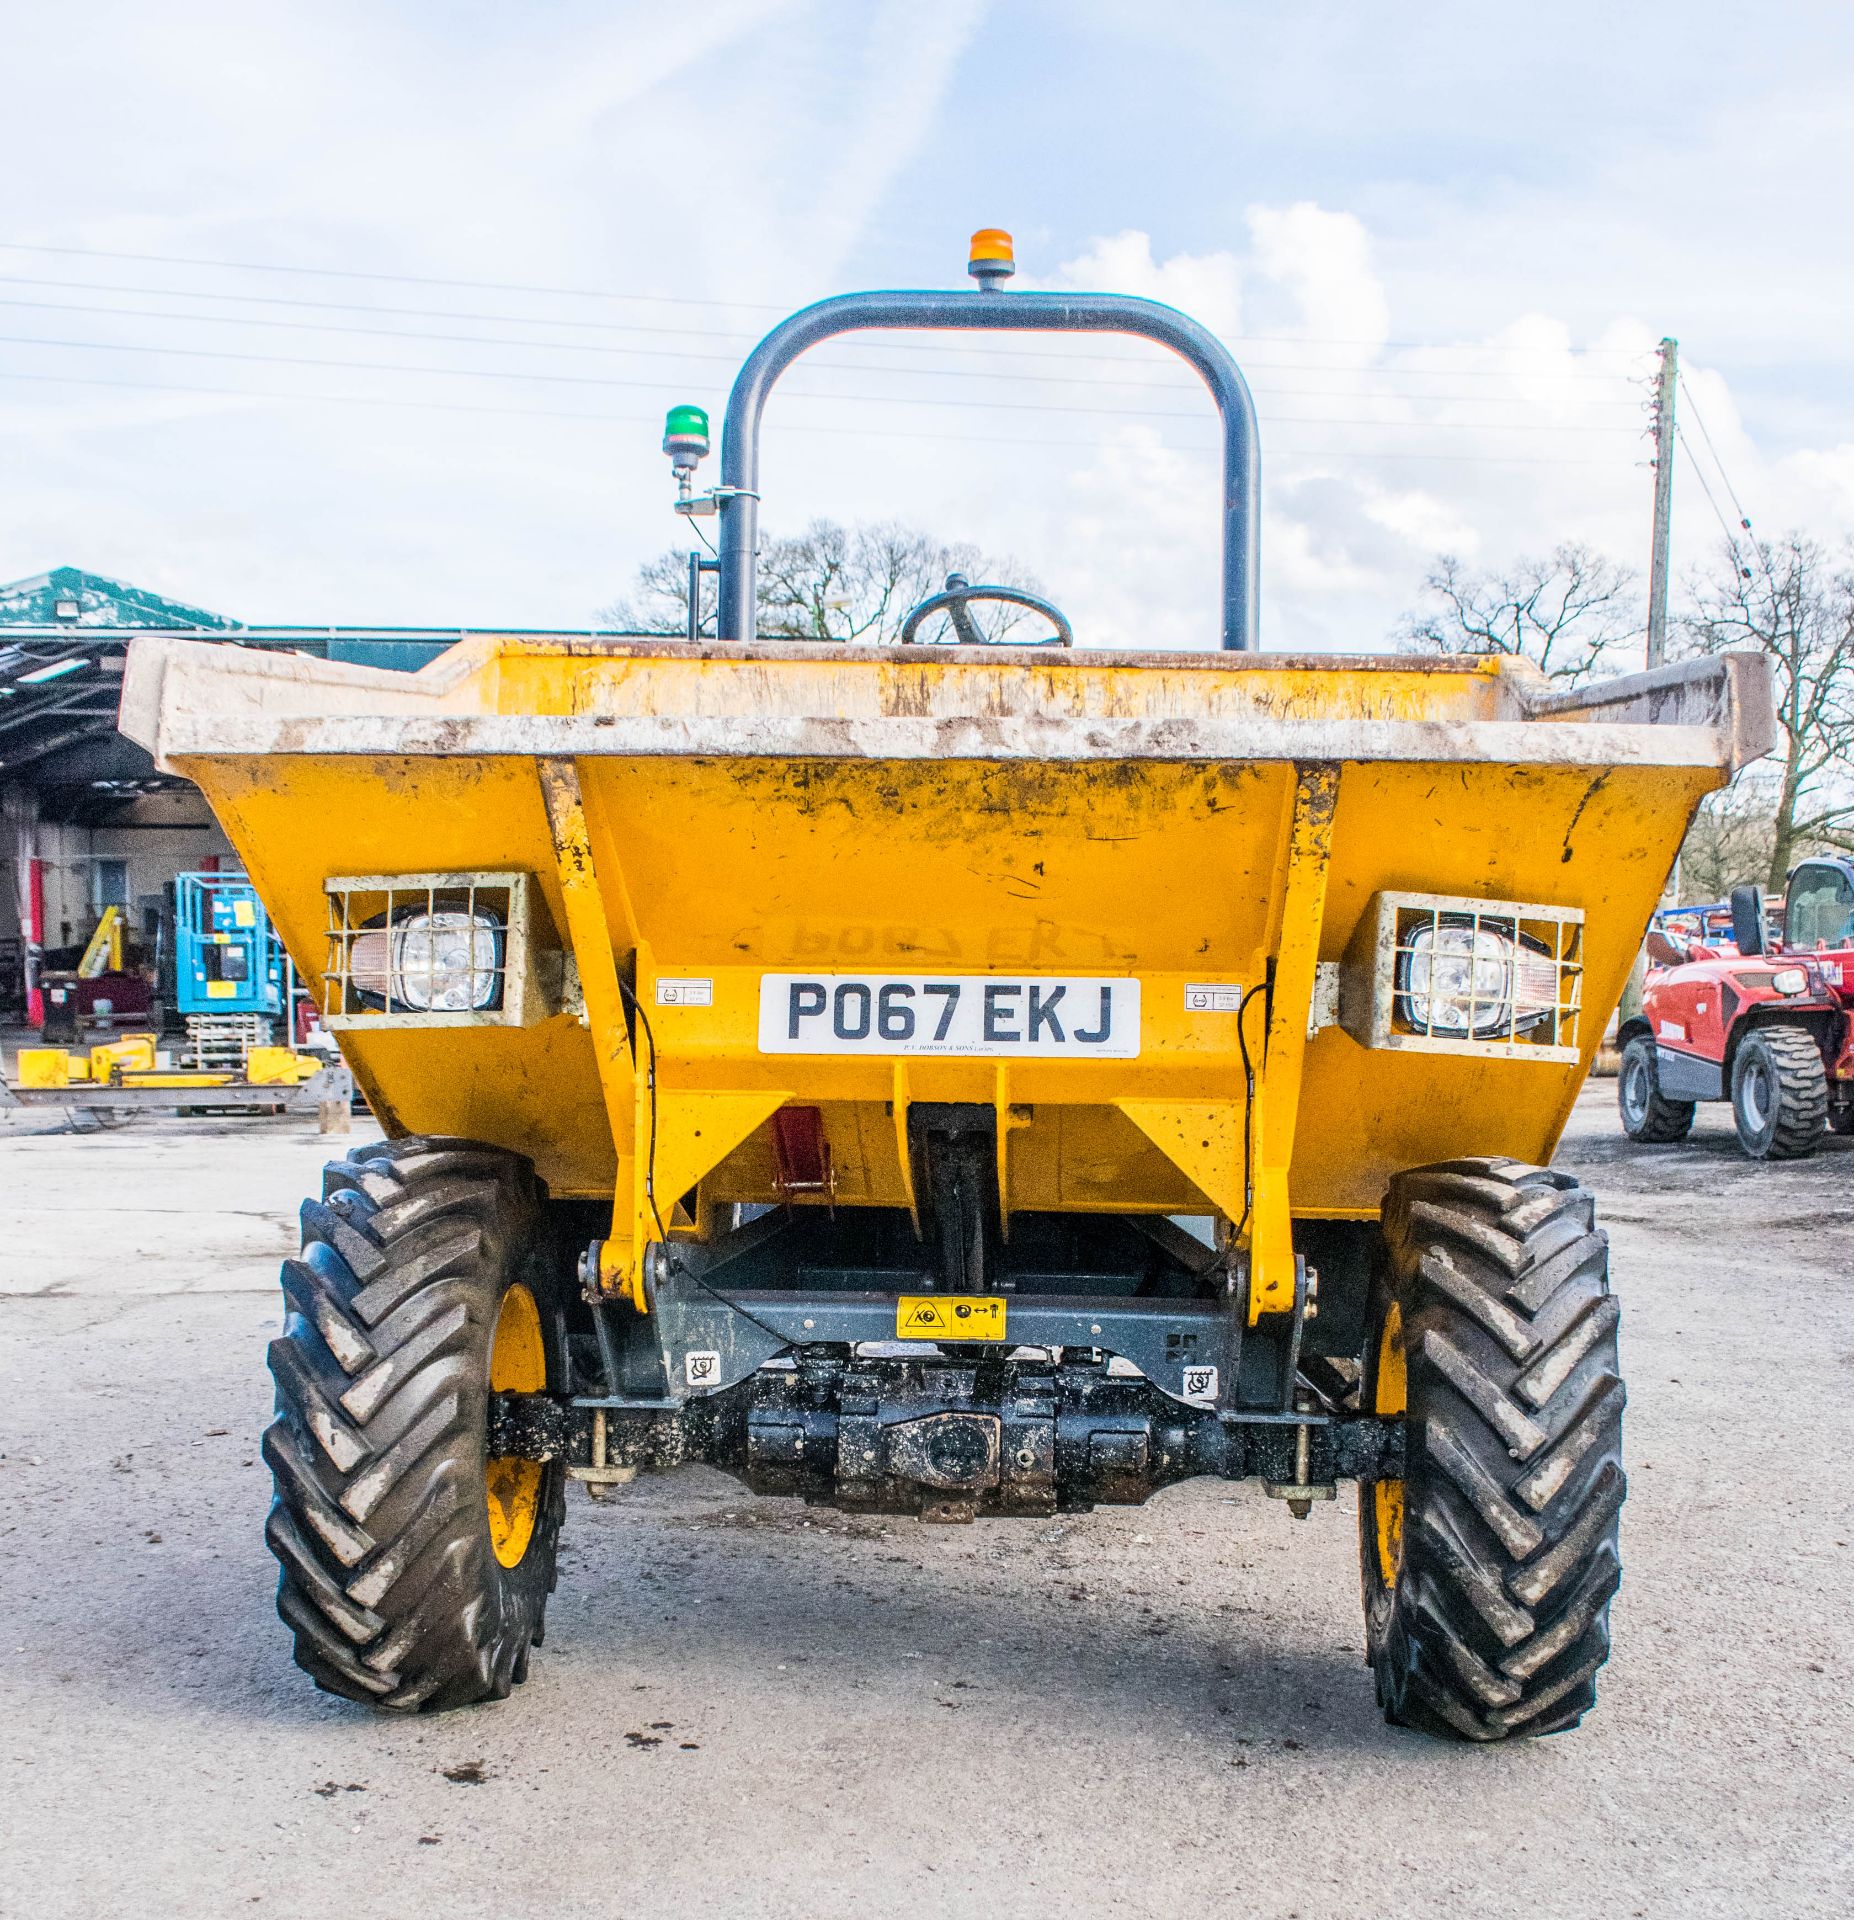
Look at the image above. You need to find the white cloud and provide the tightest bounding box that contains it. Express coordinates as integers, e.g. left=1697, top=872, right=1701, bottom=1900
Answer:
left=1244, top=202, right=1388, bottom=359
left=1055, top=230, right=1245, bottom=338
left=1359, top=483, right=1478, bottom=558
left=0, top=5, right=1847, bottom=655
left=1773, top=444, right=1854, bottom=535
left=1000, top=218, right=1676, bottom=649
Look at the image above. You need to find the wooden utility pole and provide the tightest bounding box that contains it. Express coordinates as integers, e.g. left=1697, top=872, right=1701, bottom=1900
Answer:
left=1645, top=336, right=1678, bottom=667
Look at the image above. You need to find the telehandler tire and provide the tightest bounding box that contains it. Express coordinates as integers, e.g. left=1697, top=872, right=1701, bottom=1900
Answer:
left=1360, top=1159, right=1624, bottom=1742
left=263, top=1136, right=566, bottom=1711
left=1617, top=1034, right=1694, bottom=1144
left=1730, top=1026, right=1827, bottom=1160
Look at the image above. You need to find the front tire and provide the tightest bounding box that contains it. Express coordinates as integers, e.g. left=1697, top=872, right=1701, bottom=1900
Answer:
left=263, top=1137, right=566, bottom=1711
left=1360, top=1159, right=1625, bottom=1742
left=1617, top=1034, right=1694, bottom=1144
left=1730, top=1027, right=1827, bottom=1160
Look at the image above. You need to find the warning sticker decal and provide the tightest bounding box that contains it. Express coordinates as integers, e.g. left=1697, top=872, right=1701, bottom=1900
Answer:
left=895, top=1295, right=1008, bottom=1341
left=1179, top=1365, right=1219, bottom=1405
left=1183, top=983, right=1243, bottom=1013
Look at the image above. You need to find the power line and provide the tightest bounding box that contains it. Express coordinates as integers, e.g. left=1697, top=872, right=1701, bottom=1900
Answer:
left=0, top=240, right=1650, bottom=360
left=0, top=238, right=791, bottom=312
left=0, top=271, right=780, bottom=338
left=0, top=276, right=1651, bottom=383
left=1677, top=375, right=1755, bottom=536
left=0, top=273, right=1647, bottom=374
left=1677, top=427, right=1753, bottom=575
left=0, top=295, right=1648, bottom=408
left=1679, top=377, right=1778, bottom=599
left=0, top=368, right=1631, bottom=465
left=0, top=331, right=1646, bottom=429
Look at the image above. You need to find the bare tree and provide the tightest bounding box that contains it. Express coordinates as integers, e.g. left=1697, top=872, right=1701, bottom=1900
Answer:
left=1676, top=776, right=1781, bottom=901
left=604, top=519, right=1045, bottom=644
left=1395, top=541, right=1641, bottom=686
left=1677, top=533, right=1854, bottom=891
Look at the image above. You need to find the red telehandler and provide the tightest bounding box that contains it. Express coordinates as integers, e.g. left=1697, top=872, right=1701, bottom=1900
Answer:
left=1619, top=858, right=1854, bottom=1158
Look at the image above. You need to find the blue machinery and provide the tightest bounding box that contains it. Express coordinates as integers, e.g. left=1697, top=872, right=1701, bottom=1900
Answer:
left=173, top=872, right=286, bottom=1020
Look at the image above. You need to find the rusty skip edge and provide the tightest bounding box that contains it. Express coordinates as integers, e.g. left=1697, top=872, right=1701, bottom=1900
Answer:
left=117, top=637, right=1777, bottom=776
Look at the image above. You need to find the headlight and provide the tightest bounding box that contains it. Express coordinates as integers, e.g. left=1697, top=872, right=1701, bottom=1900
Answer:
left=1395, top=918, right=1558, bottom=1039
left=349, top=908, right=505, bottom=1013
left=1770, top=966, right=1809, bottom=996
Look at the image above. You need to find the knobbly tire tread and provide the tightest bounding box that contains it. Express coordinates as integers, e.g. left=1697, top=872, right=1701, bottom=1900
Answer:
left=1731, top=1026, right=1828, bottom=1160
left=1361, top=1157, right=1624, bottom=1742
left=264, top=1136, right=566, bottom=1711
left=1617, top=1034, right=1694, bottom=1144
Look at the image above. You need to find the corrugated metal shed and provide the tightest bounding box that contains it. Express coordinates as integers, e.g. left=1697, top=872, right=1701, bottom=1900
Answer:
left=0, top=566, right=646, bottom=823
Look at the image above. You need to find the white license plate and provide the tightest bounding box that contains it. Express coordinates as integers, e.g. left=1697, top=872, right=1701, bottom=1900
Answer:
left=758, top=973, right=1140, bottom=1058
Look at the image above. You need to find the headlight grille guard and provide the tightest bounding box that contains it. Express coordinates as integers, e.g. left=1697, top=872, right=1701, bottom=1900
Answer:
left=321, top=870, right=563, bottom=1030
left=1338, top=890, right=1584, bottom=1063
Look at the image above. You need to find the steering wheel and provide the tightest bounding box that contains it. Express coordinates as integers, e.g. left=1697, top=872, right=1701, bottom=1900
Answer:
left=898, top=571, right=1074, bottom=647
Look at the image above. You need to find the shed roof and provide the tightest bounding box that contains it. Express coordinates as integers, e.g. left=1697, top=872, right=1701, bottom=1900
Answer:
left=0, top=564, right=654, bottom=824
left=0, top=565, right=241, bottom=631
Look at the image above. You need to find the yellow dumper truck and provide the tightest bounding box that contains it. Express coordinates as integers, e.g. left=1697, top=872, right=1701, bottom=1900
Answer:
left=121, top=233, right=1772, bottom=1741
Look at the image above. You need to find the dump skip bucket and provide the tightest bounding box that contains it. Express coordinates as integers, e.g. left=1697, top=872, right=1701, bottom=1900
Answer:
left=123, top=634, right=1770, bottom=1318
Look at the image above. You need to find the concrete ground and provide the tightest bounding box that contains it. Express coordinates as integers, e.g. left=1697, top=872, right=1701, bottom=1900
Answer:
left=0, top=1086, right=1849, bottom=1920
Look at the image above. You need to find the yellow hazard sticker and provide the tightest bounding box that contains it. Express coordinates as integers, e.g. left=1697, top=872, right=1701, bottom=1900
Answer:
left=205, top=980, right=237, bottom=998
left=895, top=1295, right=1007, bottom=1341
left=232, top=899, right=256, bottom=928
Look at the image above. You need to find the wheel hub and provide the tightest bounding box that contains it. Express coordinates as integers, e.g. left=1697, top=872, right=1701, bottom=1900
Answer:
left=1744, top=1064, right=1771, bottom=1130
left=1621, top=1058, right=1646, bottom=1122
left=487, top=1283, right=547, bottom=1567
left=1372, top=1301, right=1406, bottom=1588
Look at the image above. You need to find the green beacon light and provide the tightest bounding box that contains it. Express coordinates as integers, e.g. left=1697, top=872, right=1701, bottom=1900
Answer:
left=662, top=403, right=710, bottom=479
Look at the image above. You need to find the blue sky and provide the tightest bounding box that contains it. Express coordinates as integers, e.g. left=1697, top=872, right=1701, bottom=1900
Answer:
left=2, top=1, right=1849, bottom=650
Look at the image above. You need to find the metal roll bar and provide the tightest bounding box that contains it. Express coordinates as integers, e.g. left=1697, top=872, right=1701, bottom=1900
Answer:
left=715, top=286, right=1261, bottom=651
